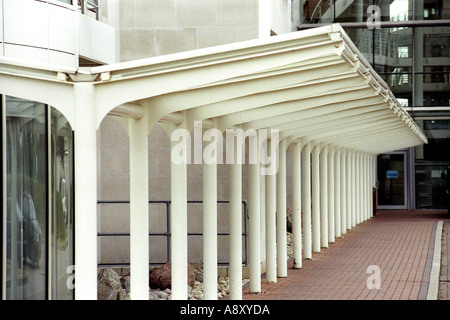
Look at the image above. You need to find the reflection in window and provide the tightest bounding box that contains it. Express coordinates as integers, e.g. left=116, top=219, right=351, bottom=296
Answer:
left=50, top=107, right=74, bottom=300
left=424, top=33, right=450, bottom=57
left=397, top=46, right=409, bottom=58
left=4, top=97, right=74, bottom=300
left=420, top=0, right=450, bottom=19
left=389, top=0, right=411, bottom=21
left=6, top=97, right=47, bottom=300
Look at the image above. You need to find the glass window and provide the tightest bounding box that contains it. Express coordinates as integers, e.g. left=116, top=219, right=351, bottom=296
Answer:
left=380, top=0, right=412, bottom=21
left=416, top=0, right=450, bottom=19
left=379, top=72, right=413, bottom=105
left=335, top=0, right=369, bottom=23
left=415, top=120, right=450, bottom=161
left=374, top=27, right=412, bottom=72
left=346, top=28, right=374, bottom=64
left=377, top=153, right=407, bottom=207
left=4, top=97, right=74, bottom=300
left=414, top=27, right=450, bottom=107
left=50, top=107, right=74, bottom=300
left=415, top=120, right=450, bottom=209
left=301, top=0, right=334, bottom=23
left=6, top=96, right=47, bottom=300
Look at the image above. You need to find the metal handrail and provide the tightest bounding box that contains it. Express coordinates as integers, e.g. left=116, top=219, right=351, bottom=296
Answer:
left=97, top=199, right=249, bottom=267
left=78, top=0, right=100, bottom=20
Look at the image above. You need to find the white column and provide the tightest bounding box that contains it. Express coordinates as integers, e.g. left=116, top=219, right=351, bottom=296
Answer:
left=129, top=115, right=149, bottom=300
left=334, top=147, right=341, bottom=238
left=265, top=139, right=277, bottom=283
left=203, top=131, right=218, bottom=300
left=370, top=154, right=377, bottom=218
left=327, top=146, right=335, bottom=243
left=364, top=154, right=369, bottom=220
left=291, top=141, right=302, bottom=268
left=341, top=149, right=347, bottom=235
left=346, top=150, right=352, bottom=230
left=367, top=153, right=371, bottom=221
left=311, top=144, right=321, bottom=253
left=73, top=83, right=97, bottom=300
left=359, top=153, right=365, bottom=223
left=248, top=133, right=261, bottom=293
left=170, top=127, right=188, bottom=300
left=320, top=145, right=328, bottom=248
left=355, top=152, right=360, bottom=225
left=229, top=141, right=243, bottom=300
left=365, top=153, right=369, bottom=221
left=276, top=139, right=287, bottom=277
left=302, top=142, right=312, bottom=259
left=351, top=150, right=356, bottom=228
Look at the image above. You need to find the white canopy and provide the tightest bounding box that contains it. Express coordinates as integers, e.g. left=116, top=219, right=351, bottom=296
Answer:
left=0, top=23, right=427, bottom=300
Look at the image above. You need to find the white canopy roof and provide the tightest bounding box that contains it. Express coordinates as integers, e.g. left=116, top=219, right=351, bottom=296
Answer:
left=0, top=23, right=427, bottom=153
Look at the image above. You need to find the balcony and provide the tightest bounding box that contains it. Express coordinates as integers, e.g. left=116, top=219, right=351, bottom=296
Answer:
left=0, top=0, right=115, bottom=67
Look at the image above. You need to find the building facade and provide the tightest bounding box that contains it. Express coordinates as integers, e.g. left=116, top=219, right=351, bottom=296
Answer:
left=1, top=0, right=116, bottom=299
left=0, top=0, right=438, bottom=301
left=295, top=0, right=450, bottom=210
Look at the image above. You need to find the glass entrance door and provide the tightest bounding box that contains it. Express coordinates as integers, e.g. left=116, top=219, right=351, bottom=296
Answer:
left=377, top=152, right=408, bottom=209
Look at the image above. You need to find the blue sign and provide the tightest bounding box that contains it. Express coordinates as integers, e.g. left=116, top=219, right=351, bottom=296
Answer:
left=386, top=170, right=398, bottom=179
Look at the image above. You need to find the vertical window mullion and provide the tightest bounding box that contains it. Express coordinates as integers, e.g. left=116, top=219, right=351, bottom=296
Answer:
left=1, top=95, right=5, bottom=300
left=46, top=105, right=52, bottom=300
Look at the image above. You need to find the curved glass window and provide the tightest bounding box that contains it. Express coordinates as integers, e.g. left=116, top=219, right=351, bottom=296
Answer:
left=3, top=96, right=74, bottom=300
left=50, top=107, right=74, bottom=300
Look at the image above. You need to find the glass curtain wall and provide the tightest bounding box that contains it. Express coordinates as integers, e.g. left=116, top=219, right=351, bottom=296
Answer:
left=298, top=0, right=450, bottom=209
left=2, top=95, right=74, bottom=300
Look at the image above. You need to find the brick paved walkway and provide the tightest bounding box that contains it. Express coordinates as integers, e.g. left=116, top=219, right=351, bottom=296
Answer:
left=242, top=210, right=449, bottom=300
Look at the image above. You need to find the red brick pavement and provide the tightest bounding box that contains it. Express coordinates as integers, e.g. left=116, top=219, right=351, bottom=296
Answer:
left=242, top=210, right=449, bottom=300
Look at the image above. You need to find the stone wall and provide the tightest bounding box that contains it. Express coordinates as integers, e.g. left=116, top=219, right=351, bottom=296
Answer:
left=97, top=0, right=261, bottom=266
left=118, top=0, right=259, bottom=61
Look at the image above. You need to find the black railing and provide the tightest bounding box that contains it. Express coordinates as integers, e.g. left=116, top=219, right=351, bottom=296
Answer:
left=97, top=199, right=249, bottom=268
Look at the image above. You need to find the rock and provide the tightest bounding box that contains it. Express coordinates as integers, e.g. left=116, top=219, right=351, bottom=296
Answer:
left=286, top=207, right=293, bottom=232
left=118, top=290, right=130, bottom=300
left=97, top=268, right=123, bottom=300
left=155, top=290, right=169, bottom=300
left=194, top=267, right=203, bottom=283
left=120, top=275, right=131, bottom=293
left=149, top=262, right=195, bottom=290
left=149, top=290, right=159, bottom=300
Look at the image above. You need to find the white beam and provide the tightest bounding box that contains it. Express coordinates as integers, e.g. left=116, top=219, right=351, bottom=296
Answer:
left=203, top=131, right=218, bottom=300
left=302, top=142, right=312, bottom=259
left=291, top=141, right=302, bottom=268
left=312, top=144, right=321, bottom=253
left=276, top=139, right=288, bottom=277
left=248, top=133, right=261, bottom=293
left=346, top=150, right=352, bottom=230
left=327, top=146, right=335, bottom=243
left=265, top=143, right=277, bottom=282
left=340, top=149, right=347, bottom=235
left=334, top=147, right=342, bottom=238
left=129, top=115, right=149, bottom=300
left=73, top=83, right=97, bottom=300
left=351, top=150, right=356, bottom=228
left=170, top=126, right=188, bottom=300
left=229, top=143, right=243, bottom=300
left=109, top=103, right=145, bottom=120
left=320, top=145, right=329, bottom=248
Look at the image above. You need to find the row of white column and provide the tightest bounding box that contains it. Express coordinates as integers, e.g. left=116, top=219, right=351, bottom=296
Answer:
left=231, top=137, right=377, bottom=299
left=126, top=120, right=377, bottom=300
left=260, top=139, right=377, bottom=290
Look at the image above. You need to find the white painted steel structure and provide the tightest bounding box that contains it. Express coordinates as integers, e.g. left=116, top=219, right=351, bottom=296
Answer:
left=0, top=24, right=427, bottom=300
